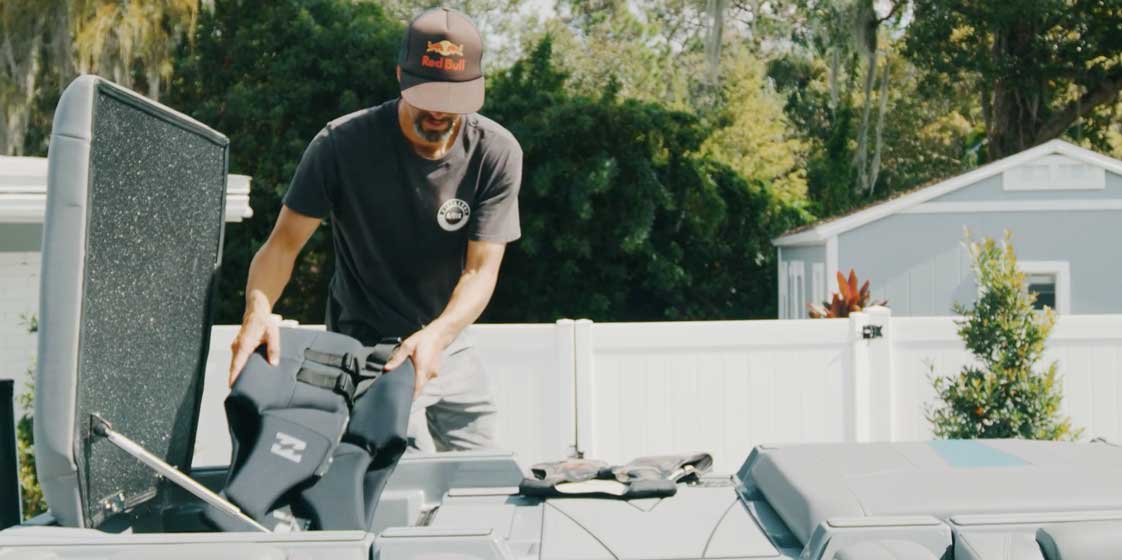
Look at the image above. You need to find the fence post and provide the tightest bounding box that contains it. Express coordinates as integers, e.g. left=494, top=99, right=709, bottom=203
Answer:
left=553, top=319, right=578, bottom=459
left=864, top=306, right=895, bottom=441
left=849, top=308, right=895, bottom=443
left=848, top=313, right=872, bottom=442
left=1, top=379, right=22, bottom=529
left=573, top=319, right=595, bottom=459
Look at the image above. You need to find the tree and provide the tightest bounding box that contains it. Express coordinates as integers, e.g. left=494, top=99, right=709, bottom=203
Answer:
left=1, top=1, right=53, bottom=155
left=167, top=0, right=403, bottom=324
left=927, top=232, right=1079, bottom=440
left=2, top=0, right=198, bottom=155
left=531, top=1, right=809, bottom=201
left=871, top=59, right=983, bottom=193
left=711, top=0, right=905, bottom=200
left=768, top=6, right=980, bottom=217
left=373, top=0, right=531, bottom=70
left=905, top=0, right=1122, bottom=160
left=540, top=0, right=700, bottom=109
left=70, top=0, right=200, bottom=100
left=762, top=1, right=886, bottom=215
left=482, top=38, right=809, bottom=321
left=701, top=49, right=808, bottom=201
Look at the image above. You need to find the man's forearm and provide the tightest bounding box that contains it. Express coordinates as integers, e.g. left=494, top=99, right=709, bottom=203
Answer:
left=244, top=241, right=297, bottom=316
left=243, top=206, right=322, bottom=318
left=427, top=266, right=499, bottom=346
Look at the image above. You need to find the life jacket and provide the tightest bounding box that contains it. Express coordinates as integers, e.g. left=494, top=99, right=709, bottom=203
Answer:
left=204, top=327, right=411, bottom=532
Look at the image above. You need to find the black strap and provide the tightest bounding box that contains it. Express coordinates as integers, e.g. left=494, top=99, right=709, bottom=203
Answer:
left=296, top=366, right=357, bottom=406
left=350, top=337, right=401, bottom=399
left=296, top=337, right=402, bottom=406
left=303, top=348, right=356, bottom=373
left=360, top=337, right=402, bottom=375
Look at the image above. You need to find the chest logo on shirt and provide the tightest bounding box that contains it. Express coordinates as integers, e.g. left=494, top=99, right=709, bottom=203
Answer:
left=437, top=198, right=471, bottom=232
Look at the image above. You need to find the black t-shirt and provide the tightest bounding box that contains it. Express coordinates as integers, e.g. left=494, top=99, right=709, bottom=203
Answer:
left=283, top=98, right=522, bottom=342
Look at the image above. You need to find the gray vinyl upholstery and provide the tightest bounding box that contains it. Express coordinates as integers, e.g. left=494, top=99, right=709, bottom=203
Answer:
left=537, top=486, right=780, bottom=559
left=34, top=75, right=229, bottom=528
left=1036, top=521, right=1122, bottom=560
left=954, top=532, right=1044, bottom=560
left=741, top=440, right=1122, bottom=546
left=34, top=74, right=97, bottom=530
left=831, top=540, right=938, bottom=560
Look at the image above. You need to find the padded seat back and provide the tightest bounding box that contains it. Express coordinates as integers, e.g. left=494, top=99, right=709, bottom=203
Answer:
left=832, top=540, right=938, bottom=560
left=1036, top=521, right=1122, bottom=560
left=954, top=531, right=1043, bottom=560
left=35, top=75, right=228, bottom=528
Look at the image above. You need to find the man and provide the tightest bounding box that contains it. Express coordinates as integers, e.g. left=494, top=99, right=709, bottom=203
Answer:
left=227, top=7, right=521, bottom=452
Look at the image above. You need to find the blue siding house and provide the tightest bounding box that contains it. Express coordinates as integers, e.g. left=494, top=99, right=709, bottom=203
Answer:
left=772, top=139, right=1122, bottom=318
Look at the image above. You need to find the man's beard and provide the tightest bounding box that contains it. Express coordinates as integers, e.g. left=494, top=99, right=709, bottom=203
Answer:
left=413, top=112, right=457, bottom=143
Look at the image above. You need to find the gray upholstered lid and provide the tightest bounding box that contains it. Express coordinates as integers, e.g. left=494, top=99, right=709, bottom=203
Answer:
left=741, top=440, right=1122, bottom=546
left=35, top=75, right=228, bottom=528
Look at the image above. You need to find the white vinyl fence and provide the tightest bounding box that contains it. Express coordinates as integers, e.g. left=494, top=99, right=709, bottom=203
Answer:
left=193, top=310, right=1122, bottom=474
left=194, top=322, right=579, bottom=469
left=890, top=314, right=1122, bottom=443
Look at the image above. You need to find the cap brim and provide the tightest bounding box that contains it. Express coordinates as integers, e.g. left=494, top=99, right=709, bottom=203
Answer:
left=400, top=71, right=484, bottom=114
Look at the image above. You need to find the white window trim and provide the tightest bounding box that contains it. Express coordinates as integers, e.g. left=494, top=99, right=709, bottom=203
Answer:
left=812, top=263, right=826, bottom=309
left=825, top=237, right=838, bottom=292
left=778, top=260, right=788, bottom=319
left=788, top=261, right=806, bottom=319
left=1018, top=261, right=1071, bottom=314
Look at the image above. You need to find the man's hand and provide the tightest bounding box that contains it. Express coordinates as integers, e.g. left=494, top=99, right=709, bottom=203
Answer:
left=382, top=242, right=504, bottom=398
left=384, top=325, right=452, bottom=398
left=228, top=292, right=281, bottom=387
left=229, top=208, right=320, bottom=386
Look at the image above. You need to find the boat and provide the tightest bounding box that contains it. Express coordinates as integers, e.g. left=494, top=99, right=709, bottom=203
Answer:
left=3, top=75, right=1121, bottom=560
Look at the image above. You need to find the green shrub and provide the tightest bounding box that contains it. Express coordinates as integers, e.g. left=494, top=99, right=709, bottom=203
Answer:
left=927, top=232, right=1080, bottom=440
left=16, top=375, right=44, bottom=518
left=15, top=314, right=45, bottom=518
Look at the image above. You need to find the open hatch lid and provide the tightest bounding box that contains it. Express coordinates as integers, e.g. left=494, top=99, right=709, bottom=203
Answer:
left=34, top=75, right=228, bottom=529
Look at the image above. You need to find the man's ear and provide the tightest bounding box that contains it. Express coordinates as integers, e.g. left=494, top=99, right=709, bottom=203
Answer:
left=396, top=65, right=401, bottom=82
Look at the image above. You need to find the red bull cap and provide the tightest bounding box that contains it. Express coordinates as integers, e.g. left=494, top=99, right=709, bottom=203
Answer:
left=398, top=8, right=484, bottom=114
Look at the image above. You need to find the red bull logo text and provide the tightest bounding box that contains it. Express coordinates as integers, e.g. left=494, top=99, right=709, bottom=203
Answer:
left=421, top=55, right=466, bottom=72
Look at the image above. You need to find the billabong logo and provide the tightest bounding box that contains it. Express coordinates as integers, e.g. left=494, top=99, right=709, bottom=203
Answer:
left=437, top=198, right=471, bottom=232
left=426, top=40, right=464, bottom=57
left=270, top=432, right=306, bottom=464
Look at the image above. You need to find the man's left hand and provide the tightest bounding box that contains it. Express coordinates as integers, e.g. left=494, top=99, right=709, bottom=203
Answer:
left=384, top=326, right=450, bottom=398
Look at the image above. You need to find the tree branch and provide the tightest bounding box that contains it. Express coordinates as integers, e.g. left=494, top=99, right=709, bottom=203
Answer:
left=875, top=0, right=904, bottom=25
left=1036, top=65, right=1122, bottom=142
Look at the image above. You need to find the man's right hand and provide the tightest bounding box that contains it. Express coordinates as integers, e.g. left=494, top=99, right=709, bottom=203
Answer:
left=228, top=207, right=321, bottom=386
left=228, top=297, right=281, bottom=387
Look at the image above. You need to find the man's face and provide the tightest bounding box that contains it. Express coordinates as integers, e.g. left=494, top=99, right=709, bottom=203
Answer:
left=406, top=102, right=459, bottom=143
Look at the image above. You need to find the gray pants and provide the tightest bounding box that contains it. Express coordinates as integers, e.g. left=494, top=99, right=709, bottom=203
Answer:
left=406, top=340, right=498, bottom=452
left=325, top=295, right=497, bottom=452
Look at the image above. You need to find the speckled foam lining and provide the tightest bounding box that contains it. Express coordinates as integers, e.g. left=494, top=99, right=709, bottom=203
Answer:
left=35, top=76, right=229, bottom=528
left=73, top=90, right=227, bottom=526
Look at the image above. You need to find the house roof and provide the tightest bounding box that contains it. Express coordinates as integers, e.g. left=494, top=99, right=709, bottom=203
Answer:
left=772, top=139, right=1122, bottom=247
left=0, top=155, right=253, bottom=224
